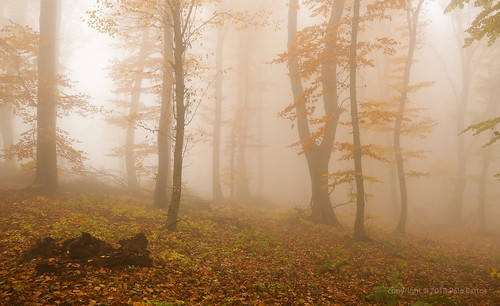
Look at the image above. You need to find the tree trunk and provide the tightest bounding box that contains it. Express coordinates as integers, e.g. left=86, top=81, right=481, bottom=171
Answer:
left=234, top=32, right=251, bottom=201
left=394, top=0, right=424, bottom=235
left=166, top=0, right=186, bottom=231
left=154, top=9, right=174, bottom=209
left=450, top=12, right=474, bottom=227
left=0, top=105, right=15, bottom=168
left=126, top=28, right=150, bottom=192
left=33, top=0, right=59, bottom=192
left=477, top=69, right=500, bottom=231
left=350, top=0, right=370, bottom=241
left=212, top=5, right=224, bottom=201
left=287, top=0, right=343, bottom=227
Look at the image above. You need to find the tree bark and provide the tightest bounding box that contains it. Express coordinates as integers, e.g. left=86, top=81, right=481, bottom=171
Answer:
left=166, top=0, right=186, bottom=231
left=154, top=8, right=174, bottom=209
left=126, top=28, right=150, bottom=192
left=33, top=0, right=59, bottom=192
left=350, top=0, right=370, bottom=241
left=287, top=0, right=343, bottom=227
left=394, top=0, right=424, bottom=235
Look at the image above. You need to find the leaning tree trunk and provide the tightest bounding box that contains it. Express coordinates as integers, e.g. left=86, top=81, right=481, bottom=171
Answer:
left=394, top=0, right=424, bottom=235
left=350, top=0, right=370, bottom=241
left=154, top=11, right=174, bottom=209
left=166, top=0, right=186, bottom=231
left=33, top=0, right=59, bottom=192
left=287, top=0, right=344, bottom=227
left=125, top=28, right=150, bottom=192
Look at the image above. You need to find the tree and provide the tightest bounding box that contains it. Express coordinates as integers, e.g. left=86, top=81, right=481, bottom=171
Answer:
left=283, top=0, right=345, bottom=227
left=393, top=0, right=425, bottom=235
left=33, top=0, right=59, bottom=192
left=154, top=8, right=174, bottom=209
left=211, top=1, right=225, bottom=202
left=445, top=0, right=500, bottom=46
left=349, top=0, right=371, bottom=241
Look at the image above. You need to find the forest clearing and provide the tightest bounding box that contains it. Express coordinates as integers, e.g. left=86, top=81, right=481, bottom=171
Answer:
left=0, top=190, right=498, bottom=305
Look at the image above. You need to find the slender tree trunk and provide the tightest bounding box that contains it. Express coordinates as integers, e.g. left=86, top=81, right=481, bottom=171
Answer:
left=33, top=0, right=59, bottom=192
left=450, top=11, right=474, bottom=227
left=154, top=10, right=174, bottom=209
left=287, top=0, right=343, bottom=227
left=477, top=145, right=491, bottom=231
left=166, top=0, right=186, bottom=231
left=234, top=32, right=251, bottom=201
left=350, top=0, right=370, bottom=241
left=256, top=88, right=264, bottom=199
left=125, top=28, right=150, bottom=192
left=212, top=5, right=224, bottom=201
left=394, top=0, right=424, bottom=235
left=0, top=105, right=15, bottom=168
left=229, top=122, right=236, bottom=198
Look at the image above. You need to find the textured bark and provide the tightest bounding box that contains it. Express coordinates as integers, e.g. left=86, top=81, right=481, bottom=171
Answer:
left=212, top=6, right=224, bottom=201
left=287, top=0, right=344, bottom=227
left=166, top=0, right=186, bottom=231
left=125, top=28, right=150, bottom=192
left=33, top=0, right=59, bottom=192
left=394, top=0, right=424, bottom=235
left=154, top=10, right=174, bottom=209
left=350, top=0, right=370, bottom=241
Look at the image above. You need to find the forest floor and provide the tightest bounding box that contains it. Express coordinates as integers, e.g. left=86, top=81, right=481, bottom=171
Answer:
left=0, top=190, right=498, bottom=305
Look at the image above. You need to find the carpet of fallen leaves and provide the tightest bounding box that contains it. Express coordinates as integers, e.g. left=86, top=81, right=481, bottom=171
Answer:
left=0, top=190, right=499, bottom=305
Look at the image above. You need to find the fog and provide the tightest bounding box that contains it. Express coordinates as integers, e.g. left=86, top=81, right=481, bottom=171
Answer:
left=1, top=0, right=499, bottom=232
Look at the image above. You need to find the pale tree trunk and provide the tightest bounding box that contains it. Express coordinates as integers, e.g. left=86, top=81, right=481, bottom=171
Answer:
left=256, top=88, right=264, bottom=199
left=33, top=0, right=59, bottom=192
left=287, top=0, right=344, bottom=226
left=126, top=28, right=150, bottom=192
left=350, top=0, right=370, bottom=241
left=154, top=9, right=174, bottom=209
left=394, top=0, right=425, bottom=235
left=166, top=0, right=186, bottom=231
left=235, top=41, right=250, bottom=201
left=450, top=10, right=475, bottom=227
left=212, top=6, right=224, bottom=201
left=0, top=105, right=15, bottom=168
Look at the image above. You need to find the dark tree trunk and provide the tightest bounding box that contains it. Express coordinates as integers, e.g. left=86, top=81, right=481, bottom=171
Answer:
left=212, top=7, right=224, bottom=201
left=350, top=0, right=370, bottom=241
left=394, top=0, right=424, bottom=235
left=154, top=11, right=174, bottom=209
left=166, top=0, right=186, bottom=231
left=125, top=28, right=150, bottom=192
left=286, top=0, right=344, bottom=227
left=33, top=0, right=59, bottom=192
left=477, top=69, right=500, bottom=231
